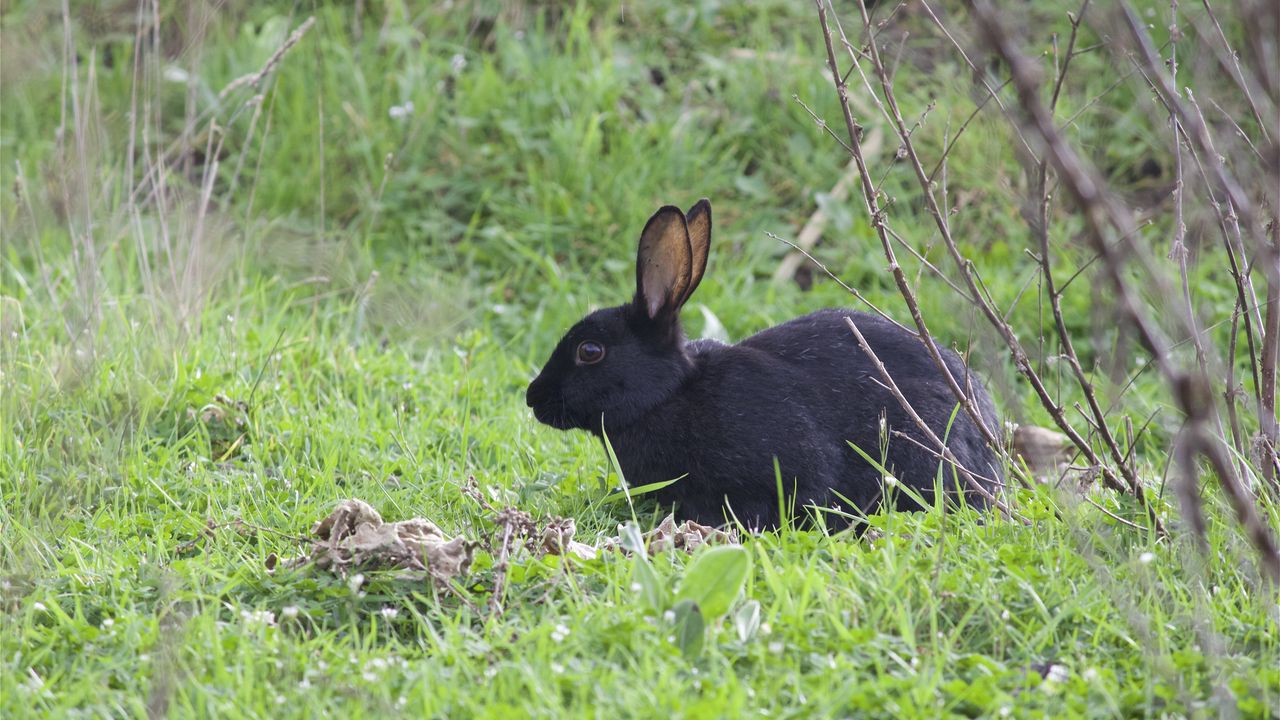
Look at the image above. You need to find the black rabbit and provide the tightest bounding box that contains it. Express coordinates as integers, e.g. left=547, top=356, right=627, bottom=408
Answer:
left=526, top=199, right=1002, bottom=530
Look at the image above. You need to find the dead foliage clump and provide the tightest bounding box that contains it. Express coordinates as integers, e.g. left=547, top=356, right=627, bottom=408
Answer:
left=253, top=485, right=742, bottom=616
left=288, top=499, right=475, bottom=583
left=603, top=514, right=739, bottom=555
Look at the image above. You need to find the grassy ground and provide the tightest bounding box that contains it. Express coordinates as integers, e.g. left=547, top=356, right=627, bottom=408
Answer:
left=2, top=1, right=1277, bottom=717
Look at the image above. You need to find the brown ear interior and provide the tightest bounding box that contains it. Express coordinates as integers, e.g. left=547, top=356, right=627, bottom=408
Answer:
left=635, top=206, right=693, bottom=320
left=682, top=199, right=712, bottom=304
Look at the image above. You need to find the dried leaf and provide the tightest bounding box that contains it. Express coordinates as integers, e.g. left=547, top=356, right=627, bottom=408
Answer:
left=540, top=517, right=598, bottom=560
left=646, top=514, right=738, bottom=554
left=294, top=499, right=474, bottom=582
left=312, top=498, right=382, bottom=541
left=1011, top=424, right=1073, bottom=475
left=605, top=515, right=739, bottom=556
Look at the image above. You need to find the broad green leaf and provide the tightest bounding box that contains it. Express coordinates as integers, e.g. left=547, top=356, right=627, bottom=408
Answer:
left=671, top=599, right=704, bottom=658
left=675, top=545, right=751, bottom=621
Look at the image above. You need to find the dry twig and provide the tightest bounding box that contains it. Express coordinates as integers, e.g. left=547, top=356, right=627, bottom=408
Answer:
left=971, top=0, right=1279, bottom=581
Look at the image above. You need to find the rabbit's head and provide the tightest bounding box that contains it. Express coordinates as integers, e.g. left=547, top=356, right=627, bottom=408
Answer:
left=526, top=200, right=711, bottom=434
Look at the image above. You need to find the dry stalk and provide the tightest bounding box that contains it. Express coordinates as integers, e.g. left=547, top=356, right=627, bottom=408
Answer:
left=971, top=0, right=1280, bottom=582
left=813, top=0, right=1168, bottom=532
left=218, top=16, right=317, bottom=99
left=765, top=231, right=909, bottom=333
left=1119, top=3, right=1279, bottom=490
left=812, top=0, right=1004, bottom=461
left=843, top=317, right=1022, bottom=522
left=1003, top=0, right=1171, bottom=520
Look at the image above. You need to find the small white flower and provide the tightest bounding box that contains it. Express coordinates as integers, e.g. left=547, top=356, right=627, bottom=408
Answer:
left=1045, top=664, right=1069, bottom=684
left=450, top=54, right=467, bottom=74
left=550, top=624, right=570, bottom=643
left=1082, top=667, right=1100, bottom=682
left=298, top=679, right=311, bottom=690
left=1138, top=552, right=1155, bottom=565
left=884, top=475, right=899, bottom=487
left=388, top=101, right=415, bottom=120
left=662, top=611, right=676, bottom=623
left=380, top=607, right=399, bottom=620
left=348, top=574, right=365, bottom=593
left=32, top=602, right=46, bottom=612
left=550, top=662, right=565, bottom=674
left=768, top=641, right=784, bottom=655
left=101, top=618, right=115, bottom=628
left=630, top=583, right=643, bottom=593
left=241, top=609, right=276, bottom=626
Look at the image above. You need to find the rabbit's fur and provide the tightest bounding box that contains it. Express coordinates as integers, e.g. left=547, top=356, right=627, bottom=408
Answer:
left=527, top=200, right=1002, bottom=530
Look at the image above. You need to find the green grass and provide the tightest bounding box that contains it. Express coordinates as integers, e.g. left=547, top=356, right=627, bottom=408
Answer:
left=2, top=1, right=1278, bottom=717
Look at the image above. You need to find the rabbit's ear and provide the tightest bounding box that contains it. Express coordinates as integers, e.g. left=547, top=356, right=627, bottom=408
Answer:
left=635, top=206, right=693, bottom=320
left=682, top=199, right=712, bottom=305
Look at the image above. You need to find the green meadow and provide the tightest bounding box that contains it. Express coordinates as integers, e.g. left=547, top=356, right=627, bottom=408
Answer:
left=2, top=1, right=1276, bottom=717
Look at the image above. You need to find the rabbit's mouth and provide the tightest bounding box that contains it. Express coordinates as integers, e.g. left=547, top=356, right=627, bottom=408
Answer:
left=530, top=400, right=573, bottom=430
left=526, top=378, right=574, bottom=429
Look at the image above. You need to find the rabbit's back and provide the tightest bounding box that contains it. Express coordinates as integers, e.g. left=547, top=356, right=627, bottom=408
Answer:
left=635, top=308, right=1000, bottom=528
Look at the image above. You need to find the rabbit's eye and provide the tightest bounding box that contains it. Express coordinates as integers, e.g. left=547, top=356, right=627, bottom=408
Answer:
left=576, top=341, right=606, bottom=365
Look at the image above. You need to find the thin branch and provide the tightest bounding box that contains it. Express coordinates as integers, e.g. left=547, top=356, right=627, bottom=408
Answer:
left=973, top=0, right=1279, bottom=582
left=845, top=316, right=1023, bottom=522
left=813, top=0, right=1011, bottom=472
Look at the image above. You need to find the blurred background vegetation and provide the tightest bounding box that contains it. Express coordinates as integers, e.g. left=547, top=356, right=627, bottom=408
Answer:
left=3, top=0, right=1221, bottom=439
left=2, top=1, right=1276, bottom=716
left=3, top=0, right=1191, bottom=351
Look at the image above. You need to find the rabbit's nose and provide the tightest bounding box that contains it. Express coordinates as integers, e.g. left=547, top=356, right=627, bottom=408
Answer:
left=525, top=377, right=547, bottom=407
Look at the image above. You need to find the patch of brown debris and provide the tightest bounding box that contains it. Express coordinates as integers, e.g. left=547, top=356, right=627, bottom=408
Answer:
left=289, top=499, right=475, bottom=582
left=283, top=496, right=741, bottom=586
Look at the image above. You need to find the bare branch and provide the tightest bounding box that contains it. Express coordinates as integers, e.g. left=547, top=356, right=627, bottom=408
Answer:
left=972, top=0, right=1280, bottom=582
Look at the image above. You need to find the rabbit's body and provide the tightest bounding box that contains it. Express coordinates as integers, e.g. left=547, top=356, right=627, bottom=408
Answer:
left=527, top=201, right=1001, bottom=530
left=610, top=309, right=998, bottom=528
